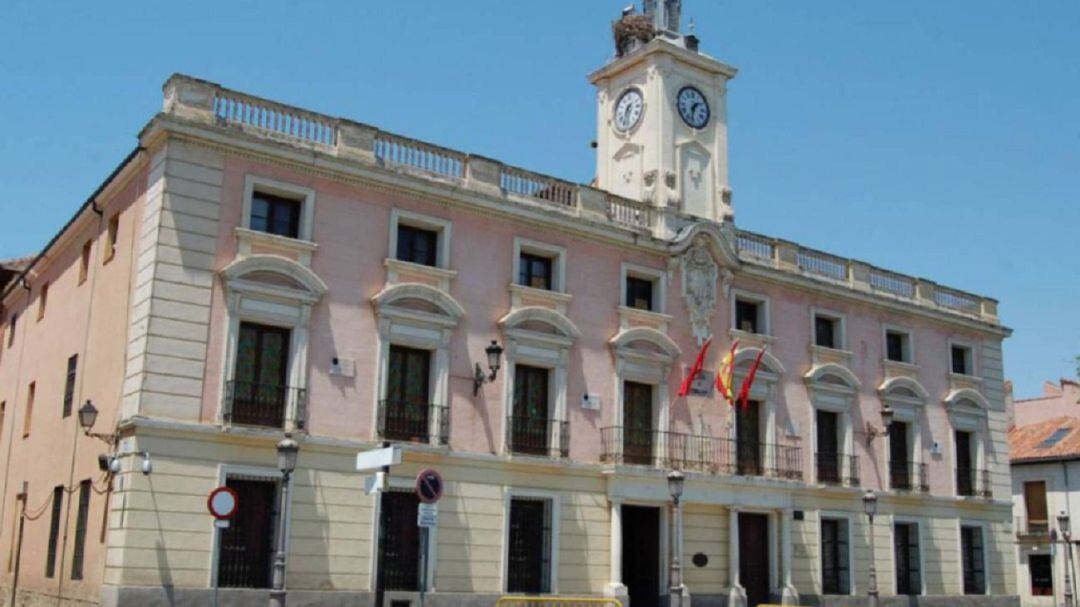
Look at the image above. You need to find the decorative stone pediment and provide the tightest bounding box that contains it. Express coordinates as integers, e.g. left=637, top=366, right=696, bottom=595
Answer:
left=221, top=254, right=327, bottom=304
left=609, top=327, right=681, bottom=365
left=499, top=306, right=580, bottom=347
left=669, top=223, right=739, bottom=345
left=371, top=282, right=465, bottom=328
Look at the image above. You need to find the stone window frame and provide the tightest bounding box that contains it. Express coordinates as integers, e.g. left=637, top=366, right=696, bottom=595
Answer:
left=882, top=324, right=916, bottom=366
left=609, top=327, right=681, bottom=462
left=947, top=338, right=978, bottom=378
left=512, top=237, right=567, bottom=294
left=818, top=510, right=856, bottom=596
left=804, top=363, right=861, bottom=485
left=877, top=377, right=929, bottom=492
left=370, top=283, right=465, bottom=446
left=241, top=175, right=317, bottom=242
left=730, top=347, right=786, bottom=465
left=890, top=516, right=926, bottom=596
left=956, top=519, right=990, bottom=596
left=208, top=464, right=286, bottom=589
left=387, top=208, right=453, bottom=270
left=498, top=307, right=580, bottom=457
left=218, top=255, right=328, bottom=431
left=730, top=288, right=771, bottom=337
left=500, top=487, right=561, bottom=595
left=945, top=389, right=991, bottom=498
left=810, top=306, right=846, bottom=352
left=619, top=262, right=667, bottom=314
left=368, top=475, right=439, bottom=594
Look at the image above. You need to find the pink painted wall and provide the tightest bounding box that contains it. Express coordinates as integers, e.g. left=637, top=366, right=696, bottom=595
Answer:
left=0, top=164, right=148, bottom=602
left=200, top=155, right=1001, bottom=495
left=1013, top=380, right=1080, bottom=428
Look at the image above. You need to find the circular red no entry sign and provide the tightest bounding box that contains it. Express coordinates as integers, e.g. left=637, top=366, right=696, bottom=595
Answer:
left=415, top=469, right=443, bottom=504
left=207, top=486, right=239, bottom=520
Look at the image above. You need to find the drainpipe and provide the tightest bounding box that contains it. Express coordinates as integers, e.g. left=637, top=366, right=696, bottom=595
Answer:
left=1066, top=461, right=1077, bottom=607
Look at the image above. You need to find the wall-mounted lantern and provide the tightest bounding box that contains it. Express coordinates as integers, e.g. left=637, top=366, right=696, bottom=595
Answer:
left=865, top=404, right=895, bottom=445
left=473, top=341, right=504, bottom=396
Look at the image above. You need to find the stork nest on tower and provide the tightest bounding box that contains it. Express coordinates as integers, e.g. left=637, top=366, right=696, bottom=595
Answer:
left=613, top=14, right=655, bottom=57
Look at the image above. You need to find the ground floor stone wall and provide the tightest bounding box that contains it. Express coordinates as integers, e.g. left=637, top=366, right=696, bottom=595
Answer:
left=88, top=424, right=1020, bottom=606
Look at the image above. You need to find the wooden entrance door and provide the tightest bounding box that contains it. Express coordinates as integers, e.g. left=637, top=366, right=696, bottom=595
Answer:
left=622, top=505, right=660, bottom=607
left=739, top=513, right=770, bottom=607
left=218, top=478, right=277, bottom=588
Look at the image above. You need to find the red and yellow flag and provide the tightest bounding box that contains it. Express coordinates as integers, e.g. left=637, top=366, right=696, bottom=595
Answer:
left=715, top=340, right=739, bottom=405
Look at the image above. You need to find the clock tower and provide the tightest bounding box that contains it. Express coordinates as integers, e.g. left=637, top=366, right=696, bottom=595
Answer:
left=590, top=0, right=738, bottom=223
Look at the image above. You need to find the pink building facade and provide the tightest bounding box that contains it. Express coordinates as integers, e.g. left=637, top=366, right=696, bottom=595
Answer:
left=0, top=5, right=1016, bottom=607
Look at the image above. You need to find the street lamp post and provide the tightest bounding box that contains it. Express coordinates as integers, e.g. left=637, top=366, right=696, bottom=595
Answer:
left=1060, top=512, right=1075, bottom=607
left=863, top=491, right=879, bottom=607
left=667, top=471, right=686, bottom=607
left=270, top=434, right=299, bottom=607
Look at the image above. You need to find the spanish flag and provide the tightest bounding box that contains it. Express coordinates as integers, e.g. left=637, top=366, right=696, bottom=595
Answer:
left=677, top=337, right=712, bottom=397
left=715, top=340, right=738, bottom=405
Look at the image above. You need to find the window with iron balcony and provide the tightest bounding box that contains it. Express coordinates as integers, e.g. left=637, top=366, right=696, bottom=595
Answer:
left=225, top=322, right=305, bottom=430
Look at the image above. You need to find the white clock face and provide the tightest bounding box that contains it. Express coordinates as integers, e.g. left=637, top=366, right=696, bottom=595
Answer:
left=677, top=86, right=710, bottom=129
left=613, top=88, right=644, bottom=133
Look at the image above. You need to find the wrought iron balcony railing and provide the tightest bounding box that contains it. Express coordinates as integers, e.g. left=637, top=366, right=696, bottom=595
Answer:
left=377, top=400, right=449, bottom=446
left=1016, top=516, right=1052, bottom=542
left=956, top=467, right=992, bottom=498
left=224, top=380, right=307, bottom=430
left=599, top=427, right=803, bottom=481
left=889, top=460, right=930, bottom=493
left=505, top=417, right=569, bottom=458
left=815, top=452, right=860, bottom=487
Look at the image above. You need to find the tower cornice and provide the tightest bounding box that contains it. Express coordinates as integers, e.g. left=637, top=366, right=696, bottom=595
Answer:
left=588, top=37, right=738, bottom=85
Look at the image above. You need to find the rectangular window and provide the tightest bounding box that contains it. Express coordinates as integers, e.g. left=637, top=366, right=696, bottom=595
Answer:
left=7, top=313, right=17, bottom=349
left=507, top=497, right=552, bottom=594
left=511, top=365, right=551, bottom=455
left=814, top=314, right=837, bottom=349
left=79, top=241, right=92, bottom=285
left=885, top=330, right=911, bottom=363
left=894, top=522, right=921, bottom=595
left=735, top=298, right=762, bottom=334
left=45, top=485, right=63, bottom=578
left=383, top=345, right=432, bottom=443
left=396, top=225, right=439, bottom=267
left=104, top=215, right=119, bottom=263
left=951, top=344, right=973, bottom=375
left=622, top=381, right=654, bottom=466
left=519, top=253, right=553, bottom=291
left=378, top=490, right=421, bottom=591
left=37, top=283, right=48, bottom=321
left=1024, top=481, right=1048, bottom=533
left=1030, top=554, right=1053, bottom=596
left=960, top=525, right=985, bottom=594
left=625, top=276, right=655, bottom=311
left=821, top=518, right=850, bottom=594
left=217, top=478, right=277, bottom=588
left=70, top=480, right=91, bottom=580
left=250, top=192, right=301, bottom=239
left=63, top=354, right=78, bottom=418
left=23, top=382, right=34, bottom=438
left=230, top=322, right=291, bottom=428
left=0, top=402, right=5, bottom=440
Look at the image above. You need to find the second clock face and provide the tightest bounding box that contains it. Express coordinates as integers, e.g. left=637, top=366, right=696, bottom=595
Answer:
left=677, top=86, right=710, bottom=129
left=614, top=88, right=644, bottom=133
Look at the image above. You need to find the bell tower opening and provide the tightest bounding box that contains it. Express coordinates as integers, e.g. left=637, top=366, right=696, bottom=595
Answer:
left=591, top=1, right=737, bottom=224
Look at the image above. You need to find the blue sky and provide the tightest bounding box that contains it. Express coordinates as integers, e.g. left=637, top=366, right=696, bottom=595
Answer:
left=1, top=1, right=1076, bottom=397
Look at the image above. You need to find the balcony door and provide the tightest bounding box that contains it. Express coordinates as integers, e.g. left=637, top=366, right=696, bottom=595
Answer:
left=1024, top=481, right=1048, bottom=533
left=816, top=410, right=840, bottom=484
left=955, top=431, right=974, bottom=496
left=736, top=401, right=762, bottom=475
left=233, top=322, right=291, bottom=427
left=889, top=421, right=910, bottom=490
left=623, top=381, right=654, bottom=465
left=512, top=365, right=550, bottom=455
left=385, top=345, right=432, bottom=442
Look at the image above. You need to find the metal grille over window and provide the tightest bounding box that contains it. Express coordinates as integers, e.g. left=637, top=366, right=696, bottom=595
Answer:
left=507, top=498, right=552, bottom=594
left=378, top=490, right=421, bottom=591
left=217, top=478, right=277, bottom=588
left=821, top=518, right=850, bottom=595
left=70, top=480, right=91, bottom=580
left=961, top=525, right=986, bottom=595
left=45, top=485, right=63, bottom=578
left=894, top=522, right=922, bottom=596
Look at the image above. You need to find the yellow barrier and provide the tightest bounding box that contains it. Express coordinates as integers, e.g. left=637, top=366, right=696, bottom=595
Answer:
left=496, top=597, right=622, bottom=607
